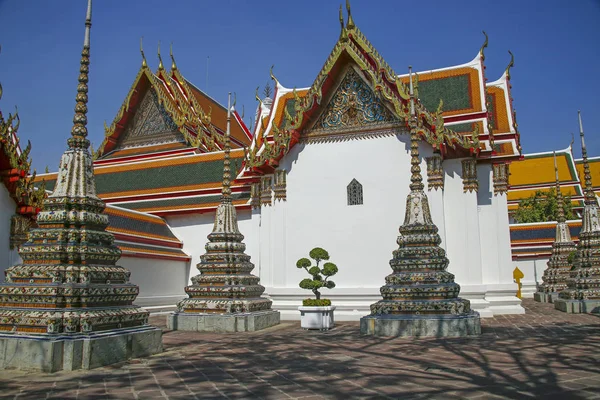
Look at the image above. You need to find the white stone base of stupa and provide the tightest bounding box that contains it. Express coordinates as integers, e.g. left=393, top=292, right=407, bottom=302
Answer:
left=554, top=298, right=600, bottom=314
left=0, top=326, right=162, bottom=373
left=167, top=310, right=280, bottom=332
left=359, top=312, right=481, bottom=337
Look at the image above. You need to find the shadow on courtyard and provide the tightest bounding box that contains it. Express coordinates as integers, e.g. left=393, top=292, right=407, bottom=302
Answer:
left=1, top=309, right=600, bottom=399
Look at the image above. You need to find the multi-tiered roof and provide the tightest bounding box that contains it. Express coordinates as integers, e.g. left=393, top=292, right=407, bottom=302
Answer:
left=243, top=4, right=522, bottom=179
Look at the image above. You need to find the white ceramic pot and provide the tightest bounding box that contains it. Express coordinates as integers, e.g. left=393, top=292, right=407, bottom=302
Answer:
left=298, top=306, right=336, bottom=330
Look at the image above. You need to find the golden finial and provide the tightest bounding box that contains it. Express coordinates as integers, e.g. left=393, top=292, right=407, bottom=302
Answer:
left=480, top=30, right=489, bottom=61
left=232, top=92, right=237, bottom=109
left=140, top=37, right=147, bottom=68
left=346, top=0, right=355, bottom=30
left=270, top=64, right=280, bottom=87
left=506, top=50, right=514, bottom=80
left=170, top=42, right=177, bottom=71
left=339, top=5, right=347, bottom=42
left=157, top=41, right=164, bottom=71
left=241, top=105, right=245, bottom=119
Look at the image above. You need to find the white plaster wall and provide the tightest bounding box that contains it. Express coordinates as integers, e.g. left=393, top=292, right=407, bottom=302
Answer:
left=0, top=184, right=17, bottom=280
left=272, top=133, right=433, bottom=296
left=166, top=210, right=256, bottom=283
left=443, top=159, right=482, bottom=286
left=122, top=256, right=189, bottom=308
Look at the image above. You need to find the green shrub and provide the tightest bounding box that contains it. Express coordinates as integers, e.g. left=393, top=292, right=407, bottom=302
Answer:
left=567, top=251, right=577, bottom=264
left=296, top=247, right=338, bottom=300
left=302, top=298, right=332, bottom=307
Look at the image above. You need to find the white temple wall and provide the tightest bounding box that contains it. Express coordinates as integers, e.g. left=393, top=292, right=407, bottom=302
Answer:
left=166, top=210, right=256, bottom=284
left=266, top=133, right=434, bottom=320
left=0, top=184, right=18, bottom=279
left=123, top=256, right=188, bottom=309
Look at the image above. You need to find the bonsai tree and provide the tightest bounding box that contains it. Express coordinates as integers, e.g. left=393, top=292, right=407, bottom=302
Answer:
left=297, top=247, right=338, bottom=306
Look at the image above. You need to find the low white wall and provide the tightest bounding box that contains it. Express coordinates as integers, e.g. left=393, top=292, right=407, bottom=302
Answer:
left=121, top=256, right=189, bottom=308
left=513, top=258, right=548, bottom=298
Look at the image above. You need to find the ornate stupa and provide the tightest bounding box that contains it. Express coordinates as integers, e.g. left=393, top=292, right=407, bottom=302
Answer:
left=0, top=0, right=162, bottom=372
left=534, top=151, right=577, bottom=303
left=555, top=111, right=600, bottom=314
left=360, top=68, right=481, bottom=337
left=167, top=94, right=279, bottom=332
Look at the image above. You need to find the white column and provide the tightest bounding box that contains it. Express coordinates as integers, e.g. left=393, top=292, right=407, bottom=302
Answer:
left=476, top=163, right=524, bottom=315
left=442, top=158, right=489, bottom=315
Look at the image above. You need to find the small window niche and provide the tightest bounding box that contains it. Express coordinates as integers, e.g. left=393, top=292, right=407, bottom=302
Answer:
left=347, top=179, right=363, bottom=206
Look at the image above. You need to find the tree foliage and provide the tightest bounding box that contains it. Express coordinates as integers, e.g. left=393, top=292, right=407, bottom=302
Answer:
left=297, top=247, right=338, bottom=300
left=513, top=188, right=576, bottom=223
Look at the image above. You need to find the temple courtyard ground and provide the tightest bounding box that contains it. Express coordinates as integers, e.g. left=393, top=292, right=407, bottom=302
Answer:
left=0, top=299, right=599, bottom=399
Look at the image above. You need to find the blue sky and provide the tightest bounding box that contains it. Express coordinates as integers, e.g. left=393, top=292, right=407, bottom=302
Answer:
left=0, top=0, right=599, bottom=172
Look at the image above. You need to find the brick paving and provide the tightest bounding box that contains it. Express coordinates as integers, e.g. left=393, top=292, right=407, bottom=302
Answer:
left=1, top=299, right=600, bottom=399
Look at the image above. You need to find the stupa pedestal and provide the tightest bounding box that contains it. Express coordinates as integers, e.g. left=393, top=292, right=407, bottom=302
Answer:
left=360, top=111, right=480, bottom=337
left=168, top=94, right=279, bottom=332
left=0, top=1, right=161, bottom=372
left=0, top=327, right=161, bottom=372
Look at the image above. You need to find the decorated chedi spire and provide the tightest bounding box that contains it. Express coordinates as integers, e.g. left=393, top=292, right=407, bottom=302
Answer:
left=556, top=111, right=600, bottom=313
left=169, top=93, right=279, bottom=332
left=535, top=151, right=577, bottom=303
left=360, top=67, right=480, bottom=337
left=0, top=0, right=151, bottom=339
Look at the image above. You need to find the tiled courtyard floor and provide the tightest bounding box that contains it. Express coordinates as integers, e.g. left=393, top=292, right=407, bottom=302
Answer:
left=1, top=299, right=600, bottom=400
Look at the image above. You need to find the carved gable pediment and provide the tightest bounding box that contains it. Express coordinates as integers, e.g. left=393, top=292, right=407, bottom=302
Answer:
left=306, top=67, right=400, bottom=141
left=117, top=88, right=184, bottom=149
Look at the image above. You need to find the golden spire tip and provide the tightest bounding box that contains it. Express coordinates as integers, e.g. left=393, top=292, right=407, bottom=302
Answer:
left=157, top=41, right=164, bottom=70
left=140, top=37, right=147, bottom=68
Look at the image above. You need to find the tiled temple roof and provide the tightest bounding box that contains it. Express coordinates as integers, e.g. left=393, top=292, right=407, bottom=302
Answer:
left=96, top=57, right=251, bottom=160
left=507, top=148, right=597, bottom=212
left=34, top=148, right=251, bottom=216
left=244, top=12, right=521, bottom=177
left=510, top=220, right=582, bottom=259
left=105, top=204, right=189, bottom=261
